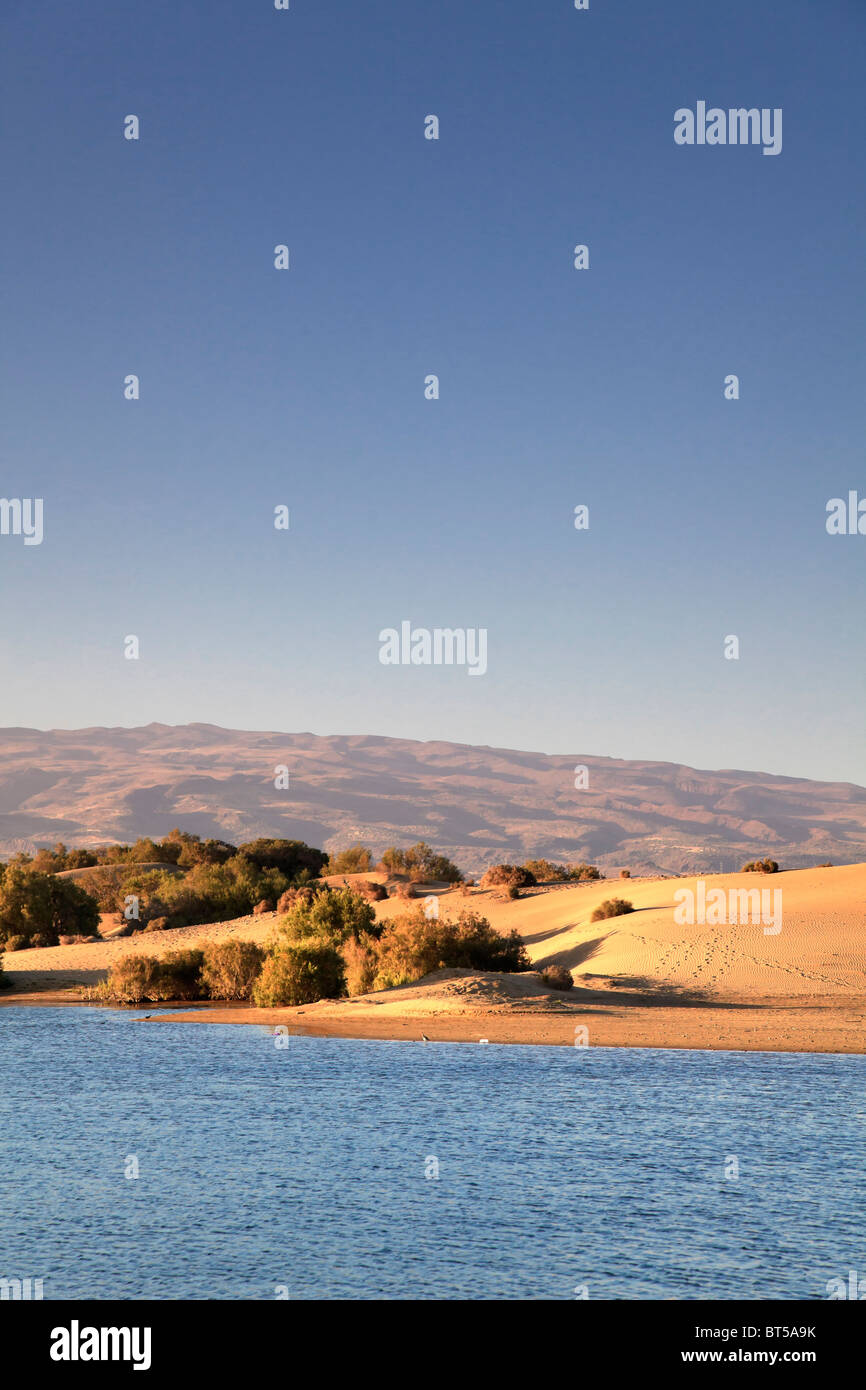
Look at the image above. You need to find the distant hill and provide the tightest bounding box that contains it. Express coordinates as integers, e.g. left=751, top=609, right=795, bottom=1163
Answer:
left=0, top=723, right=864, bottom=876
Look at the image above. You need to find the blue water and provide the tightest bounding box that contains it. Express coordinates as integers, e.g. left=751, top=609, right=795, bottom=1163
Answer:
left=0, top=1007, right=863, bottom=1299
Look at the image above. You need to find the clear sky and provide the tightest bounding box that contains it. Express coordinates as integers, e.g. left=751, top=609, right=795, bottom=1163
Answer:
left=1, top=0, right=864, bottom=784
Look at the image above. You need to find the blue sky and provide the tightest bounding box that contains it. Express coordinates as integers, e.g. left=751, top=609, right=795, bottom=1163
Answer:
left=1, top=0, right=864, bottom=784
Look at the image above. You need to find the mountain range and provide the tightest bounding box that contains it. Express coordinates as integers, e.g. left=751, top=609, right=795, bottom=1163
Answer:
left=1, top=723, right=864, bottom=876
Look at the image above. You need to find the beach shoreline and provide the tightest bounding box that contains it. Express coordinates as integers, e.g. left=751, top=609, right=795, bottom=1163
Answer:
left=3, top=985, right=864, bottom=1054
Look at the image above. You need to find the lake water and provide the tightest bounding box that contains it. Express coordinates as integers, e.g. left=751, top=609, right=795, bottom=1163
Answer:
left=0, top=1007, right=863, bottom=1300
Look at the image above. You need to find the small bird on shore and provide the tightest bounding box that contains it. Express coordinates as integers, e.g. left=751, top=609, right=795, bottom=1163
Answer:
left=421, top=1033, right=430, bottom=1042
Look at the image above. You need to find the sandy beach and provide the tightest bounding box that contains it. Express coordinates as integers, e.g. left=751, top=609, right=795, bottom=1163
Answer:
left=3, top=864, right=864, bottom=1053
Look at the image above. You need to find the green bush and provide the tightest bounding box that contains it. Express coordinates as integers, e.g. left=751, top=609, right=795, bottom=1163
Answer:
left=200, top=940, right=265, bottom=1001
left=253, top=939, right=345, bottom=1007
left=327, top=843, right=373, bottom=874
left=276, top=887, right=379, bottom=948
left=590, top=898, right=634, bottom=922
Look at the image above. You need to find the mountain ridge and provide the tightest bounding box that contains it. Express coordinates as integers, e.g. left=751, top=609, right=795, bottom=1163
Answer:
left=0, top=723, right=864, bottom=875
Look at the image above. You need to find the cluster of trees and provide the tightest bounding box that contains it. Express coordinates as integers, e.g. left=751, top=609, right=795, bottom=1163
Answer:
left=0, top=836, right=330, bottom=949
left=6, top=832, right=328, bottom=877
left=98, top=885, right=530, bottom=1007
left=0, top=866, right=100, bottom=949
left=326, top=841, right=463, bottom=883
left=742, top=858, right=780, bottom=874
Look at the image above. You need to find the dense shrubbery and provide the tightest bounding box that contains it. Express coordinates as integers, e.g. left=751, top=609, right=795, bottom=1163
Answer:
left=97, top=941, right=265, bottom=1004
left=236, top=838, right=327, bottom=880
left=248, top=886, right=531, bottom=1006
left=742, top=858, right=779, bottom=874
left=590, top=898, right=634, bottom=922
left=570, top=863, right=602, bottom=881
left=480, top=864, right=537, bottom=889
left=376, top=843, right=463, bottom=883
left=0, top=954, right=8, bottom=988
left=518, top=860, right=603, bottom=883
left=253, top=940, right=345, bottom=1007
left=359, top=908, right=530, bottom=991
left=523, top=860, right=570, bottom=882
left=274, top=887, right=380, bottom=947
left=111, top=856, right=292, bottom=932
left=0, top=868, right=100, bottom=949
left=199, top=940, right=265, bottom=1000
left=96, top=949, right=207, bottom=1004
left=327, top=843, right=373, bottom=874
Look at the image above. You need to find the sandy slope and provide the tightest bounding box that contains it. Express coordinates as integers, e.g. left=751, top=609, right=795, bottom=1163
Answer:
left=2, top=865, right=864, bottom=1053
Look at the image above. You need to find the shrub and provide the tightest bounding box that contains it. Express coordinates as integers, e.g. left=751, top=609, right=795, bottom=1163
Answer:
left=541, top=964, right=574, bottom=991
left=200, top=940, right=265, bottom=1001
left=99, top=955, right=162, bottom=1004
left=276, top=887, right=380, bottom=949
left=253, top=939, right=345, bottom=1007
left=590, top=898, right=634, bottom=922
left=355, top=880, right=387, bottom=901
left=0, top=954, right=8, bottom=988
left=480, top=864, right=536, bottom=889
left=327, top=843, right=373, bottom=874
left=523, top=860, right=570, bottom=882
left=253, top=899, right=273, bottom=916
left=619, top=869, right=631, bottom=880
left=342, top=936, right=379, bottom=996
left=366, top=908, right=530, bottom=990
left=393, top=882, right=417, bottom=900
left=99, top=949, right=206, bottom=1004
left=276, top=885, right=321, bottom=914
left=742, top=858, right=779, bottom=874
left=4, top=936, right=27, bottom=951
left=143, top=917, right=169, bottom=933
left=567, top=863, right=602, bottom=882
